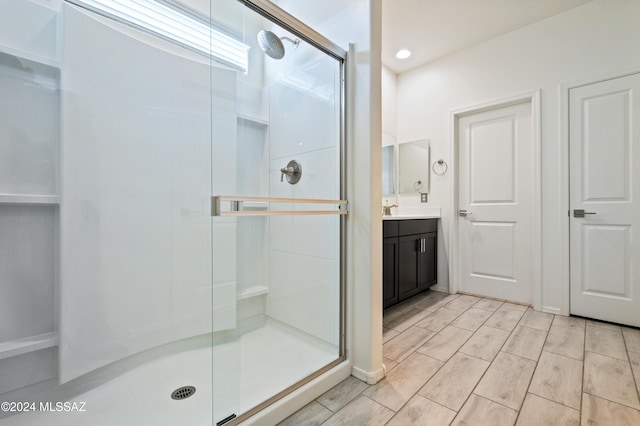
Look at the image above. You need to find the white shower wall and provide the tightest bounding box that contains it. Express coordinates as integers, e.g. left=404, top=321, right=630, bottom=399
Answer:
left=59, top=4, right=237, bottom=382
left=265, top=58, right=341, bottom=346
left=0, top=0, right=60, bottom=62
left=0, top=0, right=60, bottom=396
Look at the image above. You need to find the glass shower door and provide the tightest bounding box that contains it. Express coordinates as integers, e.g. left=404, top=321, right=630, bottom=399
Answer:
left=0, top=0, right=345, bottom=424
left=59, top=2, right=217, bottom=424
left=210, top=0, right=346, bottom=423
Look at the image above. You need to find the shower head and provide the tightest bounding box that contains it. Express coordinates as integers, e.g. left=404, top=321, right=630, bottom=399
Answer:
left=257, top=29, right=300, bottom=60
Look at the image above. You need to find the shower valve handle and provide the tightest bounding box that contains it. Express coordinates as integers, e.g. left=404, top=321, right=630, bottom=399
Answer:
left=280, top=166, right=295, bottom=182
left=280, top=160, right=302, bottom=184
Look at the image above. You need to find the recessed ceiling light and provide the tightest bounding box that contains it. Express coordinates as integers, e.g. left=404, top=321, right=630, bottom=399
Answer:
left=395, top=49, right=411, bottom=59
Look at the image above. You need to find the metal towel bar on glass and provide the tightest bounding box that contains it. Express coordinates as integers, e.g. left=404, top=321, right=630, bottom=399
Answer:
left=211, top=196, right=348, bottom=217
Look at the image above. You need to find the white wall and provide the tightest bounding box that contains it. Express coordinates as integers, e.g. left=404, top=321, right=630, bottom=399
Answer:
left=382, top=64, right=438, bottom=217
left=397, top=0, right=640, bottom=312
left=381, top=65, right=397, bottom=204
left=382, top=65, right=397, bottom=137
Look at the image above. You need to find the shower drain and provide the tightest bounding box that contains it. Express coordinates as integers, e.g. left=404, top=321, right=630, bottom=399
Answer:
left=171, top=385, right=196, bottom=400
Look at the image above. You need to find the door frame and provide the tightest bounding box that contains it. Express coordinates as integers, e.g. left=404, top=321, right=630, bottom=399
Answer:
left=561, top=69, right=640, bottom=317
left=448, top=90, right=542, bottom=311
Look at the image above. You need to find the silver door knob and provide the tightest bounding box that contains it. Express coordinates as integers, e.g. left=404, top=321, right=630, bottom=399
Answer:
left=459, top=209, right=472, bottom=217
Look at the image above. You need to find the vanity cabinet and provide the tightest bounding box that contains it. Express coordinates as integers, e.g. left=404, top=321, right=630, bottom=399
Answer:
left=383, top=219, right=437, bottom=309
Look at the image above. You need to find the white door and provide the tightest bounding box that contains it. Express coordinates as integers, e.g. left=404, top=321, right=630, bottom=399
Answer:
left=458, top=101, right=534, bottom=304
left=569, top=73, right=640, bottom=327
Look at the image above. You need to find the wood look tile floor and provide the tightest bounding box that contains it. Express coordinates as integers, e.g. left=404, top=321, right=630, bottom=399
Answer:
left=279, top=290, right=640, bottom=426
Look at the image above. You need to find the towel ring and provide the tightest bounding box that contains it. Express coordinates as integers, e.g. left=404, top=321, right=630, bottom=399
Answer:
left=414, top=180, right=423, bottom=191
left=432, top=159, right=448, bottom=176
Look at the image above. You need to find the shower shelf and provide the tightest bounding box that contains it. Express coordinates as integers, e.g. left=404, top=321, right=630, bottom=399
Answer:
left=0, top=194, right=60, bottom=204
left=0, top=44, right=60, bottom=70
left=237, top=113, right=269, bottom=127
left=237, top=285, right=268, bottom=300
left=0, top=332, right=57, bottom=360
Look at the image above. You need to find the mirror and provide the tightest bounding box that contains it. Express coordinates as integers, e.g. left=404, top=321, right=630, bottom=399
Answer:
left=399, top=139, right=430, bottom=194
left=382, top=133, right=396, bottom=196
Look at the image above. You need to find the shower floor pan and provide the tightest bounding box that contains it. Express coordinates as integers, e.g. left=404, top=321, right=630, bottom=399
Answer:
left=1, top=319, right=337, bottom=426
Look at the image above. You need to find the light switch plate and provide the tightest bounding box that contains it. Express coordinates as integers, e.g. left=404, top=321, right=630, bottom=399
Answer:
left=421, top=193, right=428, bottom=203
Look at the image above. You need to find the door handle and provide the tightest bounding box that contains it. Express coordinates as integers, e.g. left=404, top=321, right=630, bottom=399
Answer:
left=573, top=209, right=596, bottom=218
left=459, top=209, right=472, bottom=217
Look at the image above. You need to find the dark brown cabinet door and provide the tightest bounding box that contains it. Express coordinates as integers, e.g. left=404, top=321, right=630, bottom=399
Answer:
left=398, top=235, right=422, bottom=301
left=419, top=232, right=437, bottom=290
left=398, top=232, right=437, bottom=303
left=383, top=238, right=399, bottom=309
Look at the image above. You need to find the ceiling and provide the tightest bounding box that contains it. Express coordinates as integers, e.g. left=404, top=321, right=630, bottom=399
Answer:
left=382, top=0, right=593, bottom=74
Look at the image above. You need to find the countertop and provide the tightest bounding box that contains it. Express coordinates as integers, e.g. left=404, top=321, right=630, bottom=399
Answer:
left=382, top=215, right=440, bottom=220
left=382, top=207, right=441, bottom=220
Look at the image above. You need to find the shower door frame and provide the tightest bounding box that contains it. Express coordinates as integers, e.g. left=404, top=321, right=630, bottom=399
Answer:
left=223, top=1, right=348, bottom=423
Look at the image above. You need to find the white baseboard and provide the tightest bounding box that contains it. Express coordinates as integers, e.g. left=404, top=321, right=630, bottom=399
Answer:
left=430, top=284, right=448, bottom=293
left=351, top=364, right=385, bottom=385
left=542, top=306, right=562, bottom=315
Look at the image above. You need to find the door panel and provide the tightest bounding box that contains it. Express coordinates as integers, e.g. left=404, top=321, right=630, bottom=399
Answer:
left=470, top=117, right=516, bottom=204
left=582, top=90, right=629, bottom=201
left=458, top=101, right=533, bottom=303
left=582, top=225, right=629, bottom=297
left=569, top=73, right=640, bottom=326
left=398, top=235, right=421, bottom=299
left=470, top=221, right=516, bottom=280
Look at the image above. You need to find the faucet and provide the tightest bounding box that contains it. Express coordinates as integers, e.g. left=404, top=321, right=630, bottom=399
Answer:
left=382, top=201, right=397, bottom=216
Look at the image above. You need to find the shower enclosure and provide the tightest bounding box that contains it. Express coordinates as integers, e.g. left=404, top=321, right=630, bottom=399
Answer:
left=0, top=0, right=346, bottom=424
